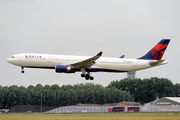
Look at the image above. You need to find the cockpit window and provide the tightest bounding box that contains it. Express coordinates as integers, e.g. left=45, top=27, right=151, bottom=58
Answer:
left=11, top=56, right=15, bottom=58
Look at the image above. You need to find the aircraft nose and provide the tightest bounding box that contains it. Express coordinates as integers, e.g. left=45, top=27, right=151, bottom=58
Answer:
left=7, top=58, right=10, bottom=62
left=7, top=58, right=11, bottom=63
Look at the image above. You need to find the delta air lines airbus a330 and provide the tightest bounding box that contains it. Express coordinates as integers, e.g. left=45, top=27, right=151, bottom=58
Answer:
left=7, top=39, right=170, bottom=80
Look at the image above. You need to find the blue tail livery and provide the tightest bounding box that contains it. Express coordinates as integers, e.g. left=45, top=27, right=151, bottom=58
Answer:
left=138, top=39, right=170, bottom=60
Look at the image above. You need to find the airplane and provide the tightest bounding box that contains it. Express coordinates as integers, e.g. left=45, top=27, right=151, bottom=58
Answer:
left=7, top=39, right=170, bottom=80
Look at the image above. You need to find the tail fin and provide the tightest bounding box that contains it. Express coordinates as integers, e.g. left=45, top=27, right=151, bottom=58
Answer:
left=138, top=39, right=170, bottom=60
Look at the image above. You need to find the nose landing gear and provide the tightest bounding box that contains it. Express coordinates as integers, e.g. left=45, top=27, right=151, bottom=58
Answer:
left=21, top=67, right=25, bottom=74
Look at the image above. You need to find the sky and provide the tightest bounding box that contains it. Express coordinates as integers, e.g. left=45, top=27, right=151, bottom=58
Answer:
left=0, top=0, right=180, bottom=87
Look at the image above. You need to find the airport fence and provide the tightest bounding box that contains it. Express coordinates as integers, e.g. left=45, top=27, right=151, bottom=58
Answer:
left=45, top=105, right=180, bottom=113
left=141, top=105, right=180, bottom=112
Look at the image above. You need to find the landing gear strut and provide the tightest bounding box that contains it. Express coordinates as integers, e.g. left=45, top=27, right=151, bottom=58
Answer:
left=21, top=67, right=25, bottom=74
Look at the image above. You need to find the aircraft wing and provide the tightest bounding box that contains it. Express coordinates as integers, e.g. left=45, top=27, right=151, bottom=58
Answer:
left=70, top=52, right=102, bottom=69
left=149, top=60, right=165, bottom=66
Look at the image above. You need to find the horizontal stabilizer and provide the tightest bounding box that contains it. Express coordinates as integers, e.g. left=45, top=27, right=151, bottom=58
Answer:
left=120, top=55, right=125, bottom=58
left=149, top=60, right=165, bottom=66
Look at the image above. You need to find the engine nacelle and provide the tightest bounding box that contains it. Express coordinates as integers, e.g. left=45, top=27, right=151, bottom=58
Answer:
left=55, top=65, right=72, bottom=73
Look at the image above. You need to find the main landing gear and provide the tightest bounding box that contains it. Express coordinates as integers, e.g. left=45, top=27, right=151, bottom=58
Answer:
left=81, top=73, right=94, bottom=80
left=80, top=68, right=94, bottom=80
left=21, top=67, right=25, bottom=74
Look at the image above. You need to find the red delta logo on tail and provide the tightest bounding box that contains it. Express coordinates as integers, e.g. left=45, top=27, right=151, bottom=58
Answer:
left=138, top=39, right=170, bottom=60
left=151, top=42, right=169, bottom=60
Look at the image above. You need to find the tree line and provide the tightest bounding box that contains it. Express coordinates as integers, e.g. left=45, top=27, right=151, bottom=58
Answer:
left=108, top=77, right=180, bottom=104
left=0, top=83, right=133, bottom=109
left=0, top=77, right=179, bottom=109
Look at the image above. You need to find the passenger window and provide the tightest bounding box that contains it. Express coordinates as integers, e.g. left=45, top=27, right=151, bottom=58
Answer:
left=11, top=56, right=14, bottom=58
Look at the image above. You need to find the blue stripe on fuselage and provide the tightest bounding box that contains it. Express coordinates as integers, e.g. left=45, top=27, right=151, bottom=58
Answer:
left=24, top=66, right=127, bottom=73
left=89, top=68, right=127, bottom=72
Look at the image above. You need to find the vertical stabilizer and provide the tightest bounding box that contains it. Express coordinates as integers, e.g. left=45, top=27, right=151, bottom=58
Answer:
left=138, top=39, right=170, bottom=60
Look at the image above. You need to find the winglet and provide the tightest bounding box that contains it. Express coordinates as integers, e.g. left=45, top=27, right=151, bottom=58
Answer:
left=96, top=52, right=103, bottom=56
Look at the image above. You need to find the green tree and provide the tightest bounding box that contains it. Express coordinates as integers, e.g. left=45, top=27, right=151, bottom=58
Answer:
left=108, top=77, right=175, bottom=104
left=51, top=84, right=60, bottom=90
left=174, top=83, right=180, bottom=97
left=44, top=85, right=51, bottom=90
left=0, top=86, right=4, bottom=109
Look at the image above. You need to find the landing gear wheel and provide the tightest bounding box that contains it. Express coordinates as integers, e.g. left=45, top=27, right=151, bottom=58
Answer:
left=21, top=71, right=24, bottom=74
left=81, top=74, right=85, bottom=77
left=85, top=74, right=90, bottom=80
left=90, top=77, right=94, bottom=80
left=85, top=77, right=89, bottom=80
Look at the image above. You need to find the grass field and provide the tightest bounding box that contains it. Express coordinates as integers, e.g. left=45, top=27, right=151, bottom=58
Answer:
left=1, top=113, right=180, bottom=120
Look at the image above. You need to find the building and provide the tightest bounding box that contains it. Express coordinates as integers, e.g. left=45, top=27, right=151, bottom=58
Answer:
left=143, top=97, right=180, bottom=112
left=127, top=71, right=136, bottom=79
left=145, top=97, right=180, bottom=106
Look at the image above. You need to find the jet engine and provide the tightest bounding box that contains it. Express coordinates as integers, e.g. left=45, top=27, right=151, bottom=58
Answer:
left=55, top=65, right=73, bottom=73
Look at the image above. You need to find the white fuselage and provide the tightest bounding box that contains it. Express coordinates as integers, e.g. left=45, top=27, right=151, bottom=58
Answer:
left=7, top=53, right=168, bottom=73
